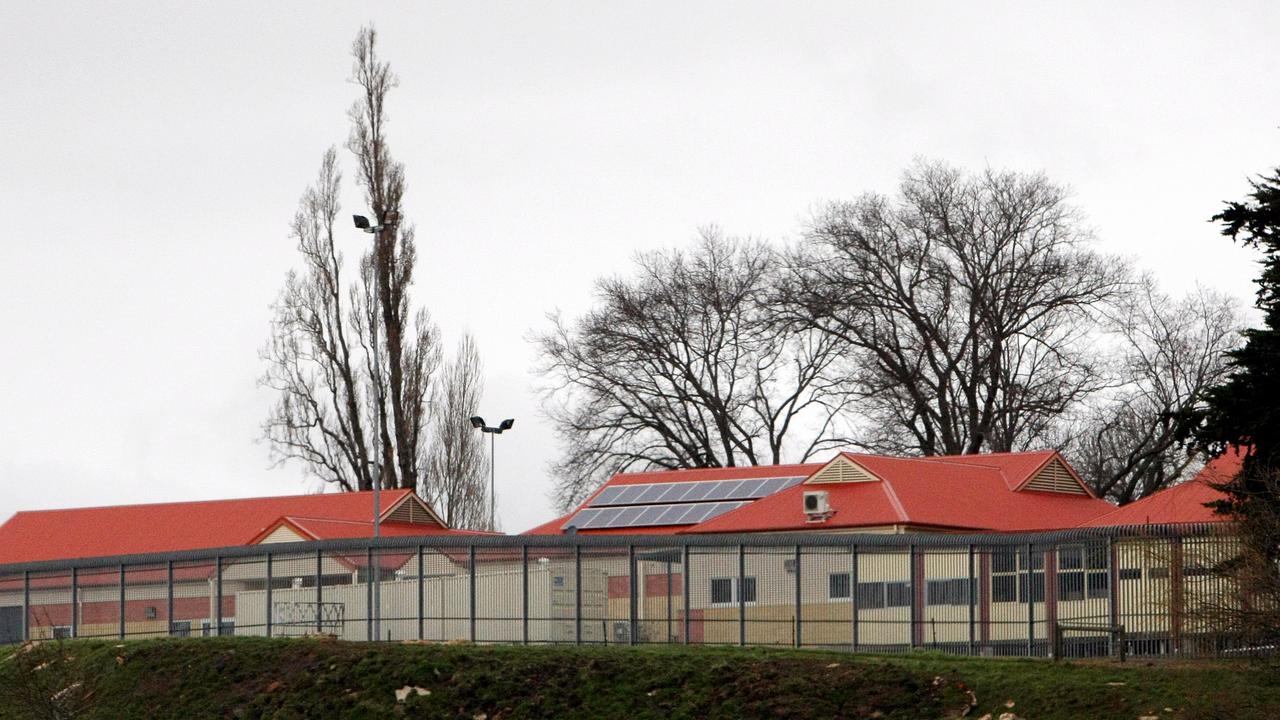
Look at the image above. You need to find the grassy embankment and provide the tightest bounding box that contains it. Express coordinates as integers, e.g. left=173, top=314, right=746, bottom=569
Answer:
left=1, top=638, right=1278, bottom=719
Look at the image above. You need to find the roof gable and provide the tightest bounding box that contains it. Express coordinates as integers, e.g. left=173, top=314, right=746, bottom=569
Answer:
left=1016, top=455, right=1093, bottom=496
left=806, top=455, right=880, bottom=484
left=380, top=492, right=446, bottom=527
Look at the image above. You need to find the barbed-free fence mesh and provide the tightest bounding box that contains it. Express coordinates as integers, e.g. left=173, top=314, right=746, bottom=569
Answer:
left=0, top=524, right=1255, bottom=659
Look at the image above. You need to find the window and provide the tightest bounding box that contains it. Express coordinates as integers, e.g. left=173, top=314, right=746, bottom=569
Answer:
left=710, top=577, right=756, bottom=606
left=993, top=548, right=1045, bottom=603
left=829, top=572, right=851, bottom=600
left=992, top=575, right=1017, bottom=603
left=1119, top=568, right=1141, bottom=581
left=926, top=578, right=970, bottom=606
left=886, top=581, right=912, bottom=608
left=1059, top=547, right=1084, bottom=570
left=710, top=578, right=733, bottom=605
left=170, top=621, right=192, bottom=637
left=1058, top=571, right=1085, bottom=601
left=856, top=582, right=885, bottom=609
left=1086, top=572, right=1109, bottom=599
left=1057, top=544, right=1110, bottom=601
left=993, top=549, right=1017, bottom=573
left=201, top=620, right=235, bottom=637
left=1018, top=572, right=1045, bottom=603
left=1148, top=567, right=1169, bottom=580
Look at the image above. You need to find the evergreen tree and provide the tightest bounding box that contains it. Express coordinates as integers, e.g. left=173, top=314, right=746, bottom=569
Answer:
left=1192, top=166, right=1280, bottom=512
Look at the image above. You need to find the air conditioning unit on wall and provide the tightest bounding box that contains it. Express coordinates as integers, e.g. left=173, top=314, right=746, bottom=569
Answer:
left=803, top=490, right=834, bottom=522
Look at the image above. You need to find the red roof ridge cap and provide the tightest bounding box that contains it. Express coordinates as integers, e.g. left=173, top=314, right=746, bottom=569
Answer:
left=610, top=461, right=821, bottom=478
left=5, top=488, right=411, bottom=516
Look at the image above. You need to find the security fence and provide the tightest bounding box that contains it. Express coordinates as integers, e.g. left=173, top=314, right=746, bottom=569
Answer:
left=0, top=524, right=1256, bottom=659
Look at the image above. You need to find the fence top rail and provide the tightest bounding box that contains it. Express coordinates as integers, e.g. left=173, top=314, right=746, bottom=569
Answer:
left=0, top=522, right=1232, bottom=576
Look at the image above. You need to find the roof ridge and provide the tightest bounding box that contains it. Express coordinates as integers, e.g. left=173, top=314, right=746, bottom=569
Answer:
left=7, top=488, right=411, bottom=516
left=878, top=480, right=910, bottom=523
left=610, top=462, right=823, bottom=478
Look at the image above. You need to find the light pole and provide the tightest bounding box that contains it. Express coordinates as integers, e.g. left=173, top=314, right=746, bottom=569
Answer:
left=355, top=210, right=397, bottom=641
left=360, top=457, right=383, bottom=641
left=470, top=416, right=514, bottom=530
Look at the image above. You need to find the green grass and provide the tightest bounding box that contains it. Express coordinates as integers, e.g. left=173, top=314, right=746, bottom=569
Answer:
left=2, top=638, right=1278, bottom=719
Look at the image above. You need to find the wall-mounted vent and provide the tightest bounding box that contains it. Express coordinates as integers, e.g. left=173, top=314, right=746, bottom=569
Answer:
left=808, top=457, right=878, bottom=484
left=1022, top=458, right=1088, bottom=495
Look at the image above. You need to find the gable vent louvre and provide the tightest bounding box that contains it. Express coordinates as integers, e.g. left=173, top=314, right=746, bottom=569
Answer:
left=808, top=458, right=877, bottom=484
left=1023, top=459, right=1087, bottom=495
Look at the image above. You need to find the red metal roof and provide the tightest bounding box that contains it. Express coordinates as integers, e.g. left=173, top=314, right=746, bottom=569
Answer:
left=1079, top=449, right=1244, bottom=527
left=524, top=450, right=1115, bottom=535
left=0, top=489, right=469, bottom=565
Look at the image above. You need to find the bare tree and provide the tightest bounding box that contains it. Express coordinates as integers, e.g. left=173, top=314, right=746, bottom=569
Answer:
left=537, top=229, right=854, bottom=510
left=422, top=334, right=492, bottom=530
left=262, top=149, right=376, bottom=491
left=262, top=26, right=447, bottom=495
left=1069, top=280, right=1242, bottom=503
left=787, top=159, right=1129, bottom=456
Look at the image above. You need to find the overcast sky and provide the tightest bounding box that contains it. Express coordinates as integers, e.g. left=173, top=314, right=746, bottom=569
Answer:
left=1, top=1, right=1277, bottom=532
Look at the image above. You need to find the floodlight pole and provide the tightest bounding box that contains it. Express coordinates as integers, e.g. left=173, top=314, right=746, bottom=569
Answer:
left=355, top=210, right=396, bottom=640
left=489, top=432, right=496, bottom=530
left=470, top=417, right=514, bottom=531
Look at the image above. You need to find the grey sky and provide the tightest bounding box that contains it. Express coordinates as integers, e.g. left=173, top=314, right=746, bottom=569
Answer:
left=1, top=1, right=1277, bottom=532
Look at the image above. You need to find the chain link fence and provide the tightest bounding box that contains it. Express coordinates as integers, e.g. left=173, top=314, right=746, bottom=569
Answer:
left=0, top=524, right=1253, bottom=659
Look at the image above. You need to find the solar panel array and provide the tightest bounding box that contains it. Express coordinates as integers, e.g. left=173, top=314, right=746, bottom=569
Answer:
left=564, top=501, right=750, bottom=530
left=561, top=475, right=806, bottom=530
left=588, top=475, right=805, bottom=507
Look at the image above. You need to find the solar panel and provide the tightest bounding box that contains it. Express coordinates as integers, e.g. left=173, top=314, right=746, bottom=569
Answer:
left=635, top=484, right=671, bottom=504
left=702, top=480, right=738, bottom=501
left=585, top=507, right=624, bottom=528
left=680, top=482, right=715, bottom=502
left=591, top=486, right=625, bottom=505
left=655, top=483, right=692, bottom=503
left=612, top=485, right=646, bottom=505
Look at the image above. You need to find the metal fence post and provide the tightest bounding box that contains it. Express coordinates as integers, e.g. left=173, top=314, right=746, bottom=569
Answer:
left=682, top=543, right=691, bottom=645
left=118, top=564, right=126, bottom=640
left=574, top=544, right=582, bottom=645
left=521, top=544, right=529, bottom=645
left=417, top=545, right=426, bottom=642
left=909, top=544, right=918, bottom=648
left=666, top=557, right=674, bottom=643
left=366, top=547, right=374, bottom=641
left=737, top=544, right=746, bottom=647
left=967, top=544, right=975, bottom=656
left=70, top=567, right=78, bottom=638
left=1107, top=535, right=1118, bottom=657
left=215, top=556, right=223, bottom=637
left=469, top=544, right=477, bottom=644
left=22, top=570, right=30, bottom=641
left=851, top=544, right=859, bottom=652
left=166, top=560, right=174, bottom=637
left=315, top=549, right=323, bottom=635
left=793, top=545, right=802, bottom=648
left=628, top=545, right=638, bottom=645
left=1025, top=543, right=1034, bottom=657
left=266, top=553, right=273, bottom=638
